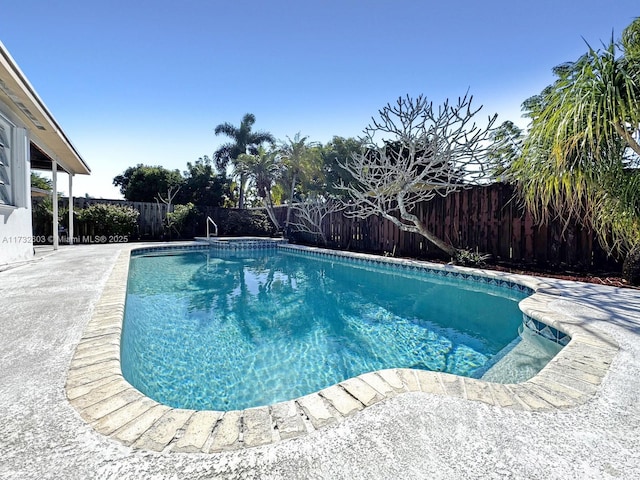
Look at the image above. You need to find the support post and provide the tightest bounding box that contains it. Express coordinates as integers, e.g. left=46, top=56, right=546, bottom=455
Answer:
left=68, top=173, right=74, bottom=245
left=52, top=160, right=58, bottom=250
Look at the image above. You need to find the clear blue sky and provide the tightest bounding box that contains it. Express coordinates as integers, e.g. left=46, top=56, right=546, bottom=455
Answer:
left=1, top=1, right=637, bottom=198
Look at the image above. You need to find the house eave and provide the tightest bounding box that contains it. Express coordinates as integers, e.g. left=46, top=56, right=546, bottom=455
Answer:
left=0, top=41, right=90, bottom=175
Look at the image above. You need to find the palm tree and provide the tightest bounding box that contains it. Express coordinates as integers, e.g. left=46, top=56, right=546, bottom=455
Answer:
left=214, top=113, right=275, bottom=209
left=510, top=17, right=640, bottom=283
left=277, top=132, right=320, bottom=233
left=237, top=148, right=282, bottom=229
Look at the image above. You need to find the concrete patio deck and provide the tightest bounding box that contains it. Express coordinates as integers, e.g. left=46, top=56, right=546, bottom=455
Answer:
left=1, top=243, right=639, bottom=479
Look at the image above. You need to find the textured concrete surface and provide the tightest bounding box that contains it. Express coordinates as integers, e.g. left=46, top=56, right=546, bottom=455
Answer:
left=1, top=243, right=640, bottom=479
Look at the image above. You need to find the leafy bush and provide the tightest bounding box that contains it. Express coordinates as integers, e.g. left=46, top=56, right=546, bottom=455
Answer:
left=76, top=204, right=139, bottom=237
left=221, top=209, right=276, bottom=236
left=166, top=203, right=199, bottom=238
left=31, top=197, right=69, bottom=236
left=453, top=248, right=492, bottom=267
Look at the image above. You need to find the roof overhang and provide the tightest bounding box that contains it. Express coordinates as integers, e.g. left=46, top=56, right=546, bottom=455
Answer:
left=0, top=41, right=90, bottom=175
left=31, top=186, right=50, bottom=197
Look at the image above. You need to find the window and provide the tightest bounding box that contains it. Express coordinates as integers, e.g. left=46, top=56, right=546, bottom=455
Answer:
left=0, top=114, right=13, bottom=205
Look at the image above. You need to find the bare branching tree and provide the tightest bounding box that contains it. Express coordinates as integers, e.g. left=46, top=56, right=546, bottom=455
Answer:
left=156, top=185, right=181, bottom=211
left=289, top=195, right=344, bottom=245
left=337, top=93, right=497, bottom=257
left=157, top=185, right=182, bottom=237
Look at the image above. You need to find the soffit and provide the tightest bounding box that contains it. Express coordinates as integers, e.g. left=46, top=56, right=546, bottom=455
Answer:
left=0, top=41, right=90, bottom=175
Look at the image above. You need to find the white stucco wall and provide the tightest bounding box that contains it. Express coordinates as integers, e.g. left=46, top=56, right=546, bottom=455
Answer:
left=0, top=105, right=33, bottom=266
left=0, top=206, right=34, bottom=264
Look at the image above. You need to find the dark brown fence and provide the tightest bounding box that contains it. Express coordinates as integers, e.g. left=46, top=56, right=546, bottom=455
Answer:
left=33, top=184, right=619, bottom=272
left=283, top=184, right=616, bottom=271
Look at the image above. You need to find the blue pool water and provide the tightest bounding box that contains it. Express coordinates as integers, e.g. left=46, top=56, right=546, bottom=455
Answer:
left=121, top=248, right=530, bottom=411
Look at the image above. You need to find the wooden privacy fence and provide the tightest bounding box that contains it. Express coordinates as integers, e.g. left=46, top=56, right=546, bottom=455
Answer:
left=34, top=184, right=618, bottom=271
left=284, top=184, right=616, bottom=271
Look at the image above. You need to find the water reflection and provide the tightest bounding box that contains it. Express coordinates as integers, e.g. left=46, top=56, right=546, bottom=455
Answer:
left=123, top=249, right=535, bottom=410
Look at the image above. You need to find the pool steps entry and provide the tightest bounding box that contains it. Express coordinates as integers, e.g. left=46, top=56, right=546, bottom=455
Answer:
left=65, top=239, right=618, bottom=453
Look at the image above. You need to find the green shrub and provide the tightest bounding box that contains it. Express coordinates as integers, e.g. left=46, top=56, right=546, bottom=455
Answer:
left=76, top=203, right=139, bottom=237
left=453, top=248, right=492, bottom=267
left=166, top=203, right=199, bottom=238
left=31, top=197, right=69, bottom=237
left=221, top=209, right=276, bottom=236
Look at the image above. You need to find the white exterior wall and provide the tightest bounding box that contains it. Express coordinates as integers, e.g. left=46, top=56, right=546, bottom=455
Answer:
left=0, top=103, right=33, bottom=266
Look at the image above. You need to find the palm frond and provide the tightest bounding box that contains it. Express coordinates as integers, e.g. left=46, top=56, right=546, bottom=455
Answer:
left=511, top=20, right=640, bottom=257
left=214, top=122, right=239, bottom=137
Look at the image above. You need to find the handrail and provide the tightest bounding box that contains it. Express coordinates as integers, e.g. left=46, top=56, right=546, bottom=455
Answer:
left=206, top=216, right=218, bottom=237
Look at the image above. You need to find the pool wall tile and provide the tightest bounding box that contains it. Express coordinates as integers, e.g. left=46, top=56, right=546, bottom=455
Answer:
left=278, top=244, right=537, bottom=297
left=523, top=315, right=571, bottom=346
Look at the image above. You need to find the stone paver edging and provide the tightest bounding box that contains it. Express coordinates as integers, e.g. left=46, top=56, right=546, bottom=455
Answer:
left=65, top=244, right=619, bottom=453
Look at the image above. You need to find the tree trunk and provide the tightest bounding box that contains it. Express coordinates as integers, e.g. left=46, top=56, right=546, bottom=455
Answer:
left=262, top=187, right=280, bottom=231
left=395, top=191, right=458, bottom=257
left=622, top=248, right=640, bottom=286
left=320, top=231, right=328, bottom=246
left=413, top=220, right=458, bottom=257
left=614, top=122, right=640, bottom=157
left=380, top=210, right=457, bottom=258
left=284, top=173, right=297, bottom=234
left=238, top=173, right=246, bottom=209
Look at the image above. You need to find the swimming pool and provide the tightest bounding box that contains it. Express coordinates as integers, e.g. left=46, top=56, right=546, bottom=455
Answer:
left=121, top=244, right=564, bottom=411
